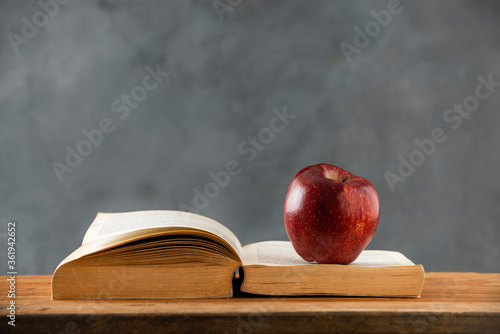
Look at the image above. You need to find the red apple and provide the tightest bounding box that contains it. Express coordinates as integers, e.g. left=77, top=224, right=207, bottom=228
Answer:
left=284, top=163, right=380, bottom=264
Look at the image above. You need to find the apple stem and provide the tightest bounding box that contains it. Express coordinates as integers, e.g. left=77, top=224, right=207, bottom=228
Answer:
left=342, top=175, right=349, bottom=182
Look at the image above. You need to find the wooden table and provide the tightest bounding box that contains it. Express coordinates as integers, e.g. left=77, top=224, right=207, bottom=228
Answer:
left=1, top=273, right=499, bottom=333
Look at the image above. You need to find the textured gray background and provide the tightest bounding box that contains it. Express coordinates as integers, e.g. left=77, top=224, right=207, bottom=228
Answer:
left=1, top=0, right=499, bottom=275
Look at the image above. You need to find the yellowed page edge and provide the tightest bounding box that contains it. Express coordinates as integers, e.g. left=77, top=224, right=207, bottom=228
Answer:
left=82, top=211, right=242, bottom=256
left=54, top=226, right=243, bottom=272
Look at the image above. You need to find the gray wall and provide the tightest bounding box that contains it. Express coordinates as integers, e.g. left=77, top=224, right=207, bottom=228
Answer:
left=1, top=0, right=499, bottom=274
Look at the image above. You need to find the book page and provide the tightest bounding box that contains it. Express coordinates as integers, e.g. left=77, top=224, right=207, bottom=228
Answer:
left=242, top=241, right=415, bottom=267
left=81, top=210, right=242, bottom=257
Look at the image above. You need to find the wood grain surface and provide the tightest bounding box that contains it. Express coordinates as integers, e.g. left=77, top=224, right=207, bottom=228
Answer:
left=1, top=272, right=499, bottom=333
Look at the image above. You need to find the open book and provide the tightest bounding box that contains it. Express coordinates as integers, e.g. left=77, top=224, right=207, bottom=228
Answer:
left=52, top=210, right=425, bottom=299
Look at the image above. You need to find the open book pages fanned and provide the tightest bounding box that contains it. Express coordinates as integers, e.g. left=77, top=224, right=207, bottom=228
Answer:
left=52, top=210, right=425, bottom=299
